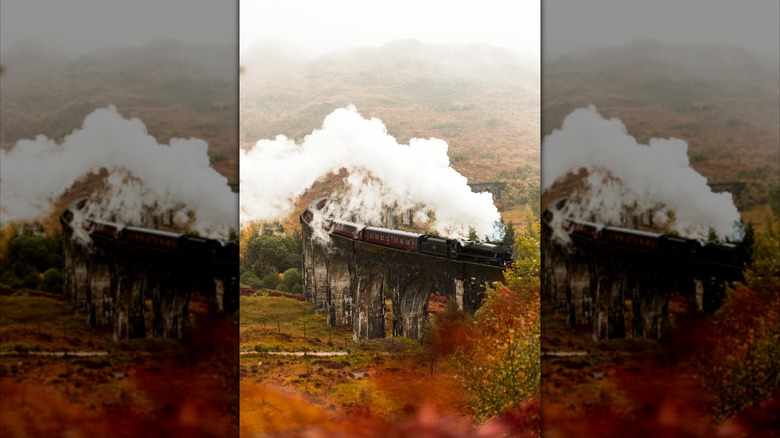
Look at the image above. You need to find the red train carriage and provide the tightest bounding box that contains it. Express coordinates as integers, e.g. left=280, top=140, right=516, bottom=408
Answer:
left=364, top=226, right=419, bottom=251
left=121, top=227, right=180, bottom=251
left=600, top=227, right=660, bottom=251
left=89, top=219, right=123, bottom=240
left=569, top=219, right=603, bottom=240
left=330, top=220, right=366, bottom=240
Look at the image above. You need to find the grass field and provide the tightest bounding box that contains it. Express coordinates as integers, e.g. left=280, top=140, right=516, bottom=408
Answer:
left=239, top=292, right=475, bottom=436
left=540, top=299, right=718, bottom=435
left=0, top=288, right=238, bottom=437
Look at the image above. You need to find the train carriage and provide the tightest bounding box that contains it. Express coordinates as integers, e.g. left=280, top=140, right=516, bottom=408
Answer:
left=600, top=227, right=660, bottom=251
left=569, top=219, right=603, bottom=240
left=121, top=227, right=180, bottom=251
left=330, top=220, right=366, bottom=240
left=89, top=219, right=123, bottom=240
left=364, top=227, right=419, bottom=251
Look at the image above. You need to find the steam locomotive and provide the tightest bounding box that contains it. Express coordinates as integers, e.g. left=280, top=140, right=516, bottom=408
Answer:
left=543, top=197, right=749, bottom=268
left=61, top=198, right=237, bottom=260
left=303, top=198, right=513, bottom=267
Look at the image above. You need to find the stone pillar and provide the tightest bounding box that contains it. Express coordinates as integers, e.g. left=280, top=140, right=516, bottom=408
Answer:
left=460, top=276, right=485, bottom=314
left=151, top=270, right=192, bottom=339
left=312, top=249, right=329, bottom=313
left=632, top=271, right=669, bottom=339
left=454, top=279, right=464, bottom=311
left=368, top=280, right=386, bottom=340
left=592, top=258, right=626, bottom=341
left=200, top=275, right=219, bottom=313
left=547, top=242, right=569, bottom=312
left=301, top=227, right=315, bottom=303
left=214, top=278, right=225, bottom=313
left=113, top=261, right=146, bottom=340
left=86, top=255, right=114, bottom=327
left=353, top=273, right=385, bottom=341
left=221, top=274, right=239, bottom=316
left=353, top=274, right=368, bottom=341
left=566, top=251, right=591, bottom=327
left=702, top=276, right=726, bottom=314
left=328, top=255, right=351, bottom=326
left=61, top=228, right=75, bottom=301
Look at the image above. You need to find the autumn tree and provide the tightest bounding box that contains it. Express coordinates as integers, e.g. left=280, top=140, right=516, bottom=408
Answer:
left=453, top=218, right=541, bottom=429
left=697, top=213, right=780, bottom=422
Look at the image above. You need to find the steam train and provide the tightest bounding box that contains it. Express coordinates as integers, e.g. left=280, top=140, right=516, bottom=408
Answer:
left=303, top=198, right=513, bottom=267
left=61, top=198, right=237, bottom=260
left=543, top=198, right=749, bottom=268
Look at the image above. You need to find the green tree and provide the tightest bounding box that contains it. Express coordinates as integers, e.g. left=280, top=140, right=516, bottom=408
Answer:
left=279, top=268, right=303, bottom=294
left=768, top=180, right=780, bottom=216
left=40, top=268, right=63, bottom=293
left=502, top=220, right=515, bottom=246
left=240, top=271, right=262, bottom=289
left=259, top=272, right=281, bottom=290
left=1, top=224, right=62, bottom=291
left=241, top=227, right=301, bottom=277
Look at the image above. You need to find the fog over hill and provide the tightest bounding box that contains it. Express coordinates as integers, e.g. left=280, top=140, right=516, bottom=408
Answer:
left=0, top=39, right=238, bottom=183
left=241, top=39, right=540, bottom=184
left=543, top=39, right=779, bottom=187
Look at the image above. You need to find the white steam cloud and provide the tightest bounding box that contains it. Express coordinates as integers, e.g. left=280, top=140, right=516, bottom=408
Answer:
left=542, top=106, right=741, bottom=241
left=0, top=106, right=237, bottom=239
left=240, top=105, right=501, bottom=240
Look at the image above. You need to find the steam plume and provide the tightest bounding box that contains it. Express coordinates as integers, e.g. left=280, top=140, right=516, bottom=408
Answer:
left=542, top=106, right=741, bottom=241
left=240, top=105, right=501, bottom=240
left=0, top=106, right=237, bottom=239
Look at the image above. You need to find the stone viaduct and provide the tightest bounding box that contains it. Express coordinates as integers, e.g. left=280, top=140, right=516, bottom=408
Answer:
left=60, top=198, right=238, bottom=341
left=300, top=208, right=506, bottom=341
left=542, top=199, right=747, bottom=341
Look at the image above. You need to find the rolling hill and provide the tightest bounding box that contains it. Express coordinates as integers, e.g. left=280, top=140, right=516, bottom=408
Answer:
left=1, top=39, right=238, bottom=184
left=241, top=39, right=540, bottom=183
left=543, top=39, right=779, bottom=186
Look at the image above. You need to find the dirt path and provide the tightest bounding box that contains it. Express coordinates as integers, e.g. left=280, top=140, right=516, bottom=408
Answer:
left=240, top=351, right=349, bottom=356
left=0, top=351, right=109, bottom=357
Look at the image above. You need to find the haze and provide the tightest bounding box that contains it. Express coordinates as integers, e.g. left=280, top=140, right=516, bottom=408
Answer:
left=0, top=0, right=236, bottom=55
left=240, top=0, right=540, bottom=64
left=543, top=0, right=779, bottom=61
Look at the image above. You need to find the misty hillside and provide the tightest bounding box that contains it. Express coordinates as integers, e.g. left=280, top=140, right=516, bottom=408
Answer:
left=0, top=39, right=238, bottom=183
left=543, top=39, right=780, bottom=186
left=241, top=39, right=540, bottom=183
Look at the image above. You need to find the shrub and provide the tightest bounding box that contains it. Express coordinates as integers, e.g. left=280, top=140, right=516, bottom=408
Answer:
left=260, top=272, right=280, bottom=290
left=41, top=268, right=62, bottom=293
left=279, top=268, right=303, bottom=294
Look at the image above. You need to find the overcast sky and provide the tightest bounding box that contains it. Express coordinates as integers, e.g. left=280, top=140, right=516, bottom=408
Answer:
left=240, top=0, right=541, bottom=63
left=543, top=0, right=779, bottom=60
left=0, top=0, right=237, bottom=54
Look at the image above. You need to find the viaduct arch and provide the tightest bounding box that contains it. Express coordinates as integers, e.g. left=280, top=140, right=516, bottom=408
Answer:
left=300, top=202, right=506, bottom=341
left=542, top=198, right=748, bottom=341
left=60, top=198, right=238, bottom=341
